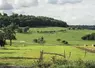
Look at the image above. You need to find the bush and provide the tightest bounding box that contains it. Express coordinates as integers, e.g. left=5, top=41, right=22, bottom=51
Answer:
left=64, top=41, right=68, bottom=44
left=33, top=58, right=95, bottom=68
left=62, top=40, right=66, bottom=43
left=33, top=37, right=46, bottom=44
left=37, top=61, right=52, bottom=68
left=17, top=26, right=30, bottom=33
left=56, top=39, right=61, bottom=42
left=85, top=61, right=95, bottom=68
left=33, top=39, right=38, bottom=43
left=82, top=33, right=95, bottom=40
left=62, top=40, right=69, bottom=45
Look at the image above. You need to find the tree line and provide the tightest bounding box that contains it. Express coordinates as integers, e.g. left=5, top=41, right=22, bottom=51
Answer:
left=69, top=25, right=95, bottom=30
left=82, top=33, right=95, bottom=40
left=0, top=13, right=68, bottom=27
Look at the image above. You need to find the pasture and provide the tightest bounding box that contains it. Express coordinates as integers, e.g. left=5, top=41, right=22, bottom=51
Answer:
left=0, top=45, right=95, bottom=66
left=0, top=27, right=95, bottom=66
left=16, top=27, right=95, bottom=45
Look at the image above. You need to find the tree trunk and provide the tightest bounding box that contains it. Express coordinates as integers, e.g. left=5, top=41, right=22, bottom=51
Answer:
left=10, top=39, right=12, bottom=46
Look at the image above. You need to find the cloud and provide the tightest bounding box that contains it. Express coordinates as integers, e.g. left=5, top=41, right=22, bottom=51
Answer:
left=0, top=0, right=13, bottom=10
left=47, top=0, right=82, bottom=4
left=47, top=0, right=58, bottom=4
left=58, top=0, right=82, bottom=4
left=14, top=0, right=38, bottom=8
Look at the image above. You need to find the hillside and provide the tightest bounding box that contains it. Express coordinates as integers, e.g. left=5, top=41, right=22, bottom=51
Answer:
left=0, top=13, right=68, bottom=27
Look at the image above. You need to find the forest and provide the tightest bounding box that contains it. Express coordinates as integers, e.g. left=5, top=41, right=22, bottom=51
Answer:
left=0, top=13, right=68, bottom=27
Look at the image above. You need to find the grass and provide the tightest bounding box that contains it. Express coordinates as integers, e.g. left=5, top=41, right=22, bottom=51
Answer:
left=0, top=45, right=95, bottom=66
left=0, top=27, right=95, bottom=66
left=15, top=27, right=95, bottom=46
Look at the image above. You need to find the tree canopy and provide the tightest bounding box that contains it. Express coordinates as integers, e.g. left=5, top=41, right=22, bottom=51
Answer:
left=0, top=13, right=68, bottom=27
left=82, top=33, right=95, bottom=40
left=0, top=23, right=17, bottom=46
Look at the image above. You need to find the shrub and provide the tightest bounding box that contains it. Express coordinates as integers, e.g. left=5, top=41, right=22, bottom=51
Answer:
left=33, top=37, right=46, bottom=44
left=33, top=58, right=95, bottom=68
left=62, top=40, right=69, bottom=45
left=56, top=39, right=61, bottom=42
left=38, top=37, right=46, bottom=44
left=85, top=61, right=95, bottom=68
left=17, top=26, right=30, bottom=33
left=82, top=33, right=95, bottom=40
left=33, top=39, right=38, bottom=43
left=64, top=41, right=68, bottom=44
left=37, top=61, right=52, bottom=68
left=62, top=40, right=66, bottom=43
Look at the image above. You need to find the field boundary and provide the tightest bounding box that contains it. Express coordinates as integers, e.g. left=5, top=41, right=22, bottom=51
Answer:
left=76, top=46, right=95, bottom=53
left=39, top=50, right=71, bottom=62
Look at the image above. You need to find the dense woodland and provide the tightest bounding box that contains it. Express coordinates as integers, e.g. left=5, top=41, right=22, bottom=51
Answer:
left=0, top=13, right=68, bottom=27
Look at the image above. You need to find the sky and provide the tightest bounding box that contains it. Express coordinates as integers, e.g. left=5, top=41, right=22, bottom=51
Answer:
left=0, top=0, right=95, bottom=25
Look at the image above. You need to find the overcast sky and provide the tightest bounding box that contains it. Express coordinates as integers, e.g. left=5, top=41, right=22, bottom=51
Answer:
left=0, top=0, right=95, bottom=25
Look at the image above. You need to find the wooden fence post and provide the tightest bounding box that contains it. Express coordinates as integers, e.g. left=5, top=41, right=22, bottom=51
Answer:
left=64, top=50, right=66, bottom=58
left=84, top=50, right=87, bottom=57
left=68, top=52, right=71, bottom=58
left=39, top=50, right=44, bottom=62
left=52, top=56, right=56, bottom=63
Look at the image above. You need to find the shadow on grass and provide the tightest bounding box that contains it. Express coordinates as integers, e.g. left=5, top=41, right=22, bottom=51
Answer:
left=0, top=63, right=10, bottom=66
left=0, top=52, right=15, bottom=54
left=0, top=48, right=32, bottom=50
left=0, top=66, right=32, bottom=68
left=0, top=57, right=39, bottom=60
left=0, top=64, right=32, bottom=68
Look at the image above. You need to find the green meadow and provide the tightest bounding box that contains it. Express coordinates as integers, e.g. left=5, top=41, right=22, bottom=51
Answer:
left=0, top=27, right=95, bottom=66
left=16, top=27, right=95, bottom=45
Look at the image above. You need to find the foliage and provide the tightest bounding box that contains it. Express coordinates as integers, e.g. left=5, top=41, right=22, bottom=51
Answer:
left=0, top=30, right=4, bottom=40
left=82, top=33, right=95, bottom=40
left=56, top=39, right=61, bottom=42
left=17, top=26, right=30, bottom=33
left=3, top=25, right=16, bottom=40
left=0, top=13, right=68, bottom=27
left=0, top=30, right=6, bottom=47
left=1, top=23, right=17, bottom=46
left=33, top=39, right=38, bottom=43
left=33, top=58, right=95, bottom=68
left=62, top=40, right=69, bottom=44
left=33, top=37, right=46, bottom=44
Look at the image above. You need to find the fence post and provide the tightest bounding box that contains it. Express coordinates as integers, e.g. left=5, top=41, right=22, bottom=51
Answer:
left=52, top=56, right=56, bottom=63
left=68, top=52, right=71, bottom=58
left=84, top=50, right=87, bottom=57
left=39, top=50, right=44, bottom=62
left=64, top=50, right=66, bottom=58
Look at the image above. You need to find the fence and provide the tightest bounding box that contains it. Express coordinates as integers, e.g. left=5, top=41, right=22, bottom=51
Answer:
left=38, top=50, right=72, bottom=62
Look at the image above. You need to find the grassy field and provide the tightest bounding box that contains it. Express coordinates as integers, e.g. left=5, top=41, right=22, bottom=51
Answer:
left=16, top=27, right=95, bottom=45
left=0, top=27, right=95, bottom=66
left=0, top=45, right=95, bottom=66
